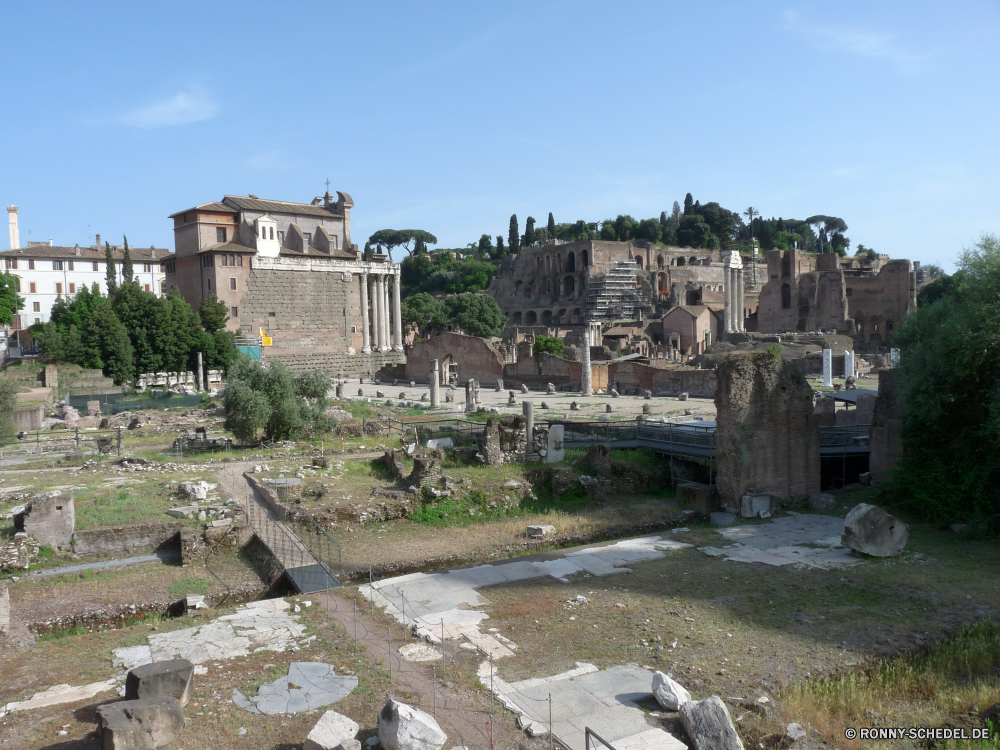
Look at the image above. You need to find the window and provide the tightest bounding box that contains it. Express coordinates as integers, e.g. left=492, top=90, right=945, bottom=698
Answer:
left=53, top=260, right=63, bottom=271
left=68, top=283, right=76, bottom=294
left=268, top=312, right=275, bottom=317
left=237, top=255, right=243, bottom=267
left=27, top=259, right=34, bottom=270
left=261, top=225, right=266, bottom=239
left=216, top=227, right=227, bottom=243
left=29, top=282, right=36, bottom=293
left=166, top=261, right=176, bottom=274
left=202, top=255, right=213, bottom=268
left=230, top=306, right=238, bottom=318
left=221, top=255, right=228, bottom=267
left=229, top=254, right=235, bottom=266
left=143, top=263, right=151, bottom=273
left=32, top=302, right=40, bottom=312
left=67, top=261, right=74, bottom=271
left=160, top=281, right=166, bottom=293
left=144, top=284, right=150, bottom=292
left=55, top=282, right=63, bottom=294
left=304, top=232, right=312, bottom=245
left=34, top=318, right=40, bottom=324
left=92, top=261, right=99, bottom=271
left=229, top=278, right=236, bottom=291
left=207, top=278, right=212, bottom=290
left=4, top=258, right=16, bottom=269
left=269, top=227, right=274, bottom=240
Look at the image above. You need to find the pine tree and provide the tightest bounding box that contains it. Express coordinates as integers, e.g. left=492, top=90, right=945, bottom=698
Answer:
left=122, top=236, right=134, bottom=285
left=105, top=242, right=117, bottom=296
left=547, top=212, right=556, bottom=238
left=508, top=215, right=520, bottom=256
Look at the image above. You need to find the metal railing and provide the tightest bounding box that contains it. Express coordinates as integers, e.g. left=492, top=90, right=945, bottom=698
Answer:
left=585, top=728, right=620, bottom=750
left=0, top=427, right=122, bottom=455
left=819, top=424, right=871, bottom=447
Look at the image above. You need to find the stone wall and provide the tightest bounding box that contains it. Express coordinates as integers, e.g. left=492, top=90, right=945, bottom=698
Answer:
left=13, top=404, right=43, bottom=432
left=71, top=522, right=181, bottom=558
left=714, top=352, right=820, bottom=504
left=269, top=349, right=404, bottom=376
left=607, top=361, right=716, bottom=397
left=869, top=369, right=902, bottom=482
left=14, top=493, right=75, bottom=551
left=501, top=353, right=610, bottom=391
left=404, top=332, right=504, bottom=385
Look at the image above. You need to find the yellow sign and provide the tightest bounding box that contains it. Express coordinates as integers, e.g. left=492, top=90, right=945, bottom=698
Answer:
left=262, top=336, right=272, bottom=347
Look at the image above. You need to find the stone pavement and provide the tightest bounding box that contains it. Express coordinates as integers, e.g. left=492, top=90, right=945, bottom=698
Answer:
left=699, top=513, right=861, bottom=569
left=483, top=661, right=686, bottom=750
left=360, top=535, right=692, bottom=656
left=232, top=662, right=358, bottom=715
left=2, top=679, right=118, bottom=716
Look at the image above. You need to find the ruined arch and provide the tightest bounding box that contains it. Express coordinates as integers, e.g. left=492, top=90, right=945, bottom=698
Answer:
left=566, top=252, right=576, bottom=272
left=688, top=256, right=698, bottom=265
left=526, top=310, right=537, bottom=325
left=781, top=283, right=792, bottom=309
left=511, top=311, right=522, bottom=325
left=541, top=310, right=553, bottom=325
left=657, top=254, right=664, bottom=269
left=677, top=256, right=686, bottom=267
left=658, top=273, right=668, bottom=293
left=581, top=249, right=589, bottom=267
left=564, top=275, right=576, bottom=297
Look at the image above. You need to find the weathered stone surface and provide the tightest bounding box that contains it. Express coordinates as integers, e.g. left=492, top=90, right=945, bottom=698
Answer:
left=678, top=392, right=689, bottom=401
left=0, top=586, right=9, bottom=636
left=715, top=353, right=820, bottom=506
left=869, top=369, right=902, bottom=482
left=409, top=458, right=442, bottom=488
left=740, top=492, right=773, bottom=519
left=786, top=723, right=807, bottom=741
left=520, top=384, right=529, bottom=393
left=680, top=695, right=744, bottom=750
left=709, top=512, right=736, bottom=527
left=642, top=403, right=652, bottom=415
left=14, top=492, right=75, bottom=550
left=526, top=524, right=555, bottom=538
left=675, top=482, right=718, bottom=514
left=304, top=709, right=361, bottom=750
left=379, top=450, right=408, bottom=480
left=426, top=438, right=453, bottom=450
left=125, top=659, right=195, bottom=708
left=378, top=698, right=447, bottom=750
left=569, top=401, right=579, bottom=410
left=97, top=696, right=185, bottom=750
left=842, top=503, right=908, bottom=557
left=478, top=417, right=504, bottom=467
left=652, top=671, right=691, bottom=711
left=808, top=492, right=836, bottom=511
left=605, top=403, right=614, bottom=413
left=545, top=425, right=565, bottom=464
left=178, top=481, right=216, bottom=500
left=546, top=383, right=556, bottom=394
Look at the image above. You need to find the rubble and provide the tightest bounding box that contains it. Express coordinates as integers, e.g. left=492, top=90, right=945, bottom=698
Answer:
left=842, top=503, right=909, bottom=557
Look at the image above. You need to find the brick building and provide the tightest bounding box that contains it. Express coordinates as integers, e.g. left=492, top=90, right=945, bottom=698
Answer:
left=162, top=191, right=405, bottom=373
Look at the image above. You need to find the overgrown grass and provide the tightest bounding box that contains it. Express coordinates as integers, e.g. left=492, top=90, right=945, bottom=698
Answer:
left=783, top=619, right=1000, bottom=744
left=168, top=577, right=212, bottom=599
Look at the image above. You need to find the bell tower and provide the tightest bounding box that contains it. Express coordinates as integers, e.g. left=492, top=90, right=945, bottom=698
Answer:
left=7, top=205, right=19, bottom=249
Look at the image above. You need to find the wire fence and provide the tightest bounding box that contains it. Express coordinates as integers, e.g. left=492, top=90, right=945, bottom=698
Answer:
left=0, top=427, right=122, bottom=455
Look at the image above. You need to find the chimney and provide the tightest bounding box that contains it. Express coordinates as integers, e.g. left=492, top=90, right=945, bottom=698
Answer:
left=7, top=205, right=19, bottom=250
left=95, top=233, right=101, bottom=249
left=150, top=246, right=156, bottom=259
left=75, top=244, right=81, bottom=256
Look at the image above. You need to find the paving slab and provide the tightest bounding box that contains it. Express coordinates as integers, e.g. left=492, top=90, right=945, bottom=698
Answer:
left=3, top=680, right=118, bottom=714
left=701, top=513, right=863, bottom=569
left=232, top=662, right=358, bottom=715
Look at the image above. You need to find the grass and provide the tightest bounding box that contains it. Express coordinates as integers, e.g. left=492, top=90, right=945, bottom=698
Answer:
left=168, top=576, right=212, bottom=598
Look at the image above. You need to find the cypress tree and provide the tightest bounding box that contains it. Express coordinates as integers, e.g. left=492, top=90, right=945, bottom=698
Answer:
left=508, top=215, right=520, bottom=256
left=524, top=217, right=536, bottom=247
left=105, top=242, right=117, bottom=296
left=496, top=236, right=504, bottom=255
left=547, top=212, right=556, bottom=238
left=122, top=236, right=134, bottom=285
left=683, top=193, right=694, bottom=215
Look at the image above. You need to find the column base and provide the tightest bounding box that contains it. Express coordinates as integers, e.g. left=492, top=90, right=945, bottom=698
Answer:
left=347, top=347, right=356, bottom=355
left=393, top=345, right=404, bottom=353
left=362, top=346, right=372, bottom=354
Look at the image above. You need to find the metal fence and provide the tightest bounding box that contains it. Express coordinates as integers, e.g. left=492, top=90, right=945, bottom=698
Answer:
left=0, top=427, right=122, bottom=455
left=67, top=391, right=206, bottom=415
left=411, top=419, right=487, bottom=446
left=548, top=420, right=640, bottom=445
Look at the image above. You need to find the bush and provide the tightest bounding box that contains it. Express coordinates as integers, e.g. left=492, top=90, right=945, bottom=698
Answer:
left=534, top=336, right=565, bottom=357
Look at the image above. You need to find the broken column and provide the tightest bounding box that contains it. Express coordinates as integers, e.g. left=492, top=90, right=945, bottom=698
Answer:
left=869, top=369, right=902, bottom=482
left=545, top=424, right=565, bottom=464
left=429, top=359, right=440, bottom=408
left=823, top=349, right=833, bottom=387
left=196, top=351, right=204, bottom=392
left=581, top=325, right=592, bottom=396
left=714, top=352, right=820, bottom=506
left=722, top=251, right=744, bottom=334
left=844, top=350, right=855, bottom=379
left=523, top=401, right=534, bottom=458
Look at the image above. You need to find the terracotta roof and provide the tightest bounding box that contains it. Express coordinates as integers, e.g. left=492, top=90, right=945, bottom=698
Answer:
left=665, top=305, right=712, bottom=319
left=168, top=202, right=238, bottom=218
left=0, top=245, right=168, bottom=261
left=196, top=242, right=257, bottom=255
left=223, top=195, right=344, bottom=218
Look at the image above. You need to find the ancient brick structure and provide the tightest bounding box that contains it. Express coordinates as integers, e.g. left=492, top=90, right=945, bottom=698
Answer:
left=755, top=249, right=916, bottom=341
left=714, top=353, right=820, bottom=504
left=869, top=369, right=903, bottom=482
left=405, top=332, right=504, bottom=386
left=14, top=492, right=75, bottom=550
left=163, top=191, right=404, bottom=373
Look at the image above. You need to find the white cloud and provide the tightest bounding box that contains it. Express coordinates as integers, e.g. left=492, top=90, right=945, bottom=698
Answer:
left=784, top=10, right=927, bottom=73
left=119, top=89, right=218, bottom=128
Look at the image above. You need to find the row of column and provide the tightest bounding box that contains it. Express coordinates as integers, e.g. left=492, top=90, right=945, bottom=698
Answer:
left=722, top=252, right=745, bottom=334
left=358, top=271, right=404, bottom=354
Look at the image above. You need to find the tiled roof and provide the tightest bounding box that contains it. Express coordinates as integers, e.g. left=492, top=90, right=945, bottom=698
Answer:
left=168, top=202, right=238, bottom=218
left=196, top=242, right=257, bottom=255
left=0, top=246, right=168, bottom=261
left=224, top=195, right=344, bottom=218
left=603, top=326, right=636, bottom=336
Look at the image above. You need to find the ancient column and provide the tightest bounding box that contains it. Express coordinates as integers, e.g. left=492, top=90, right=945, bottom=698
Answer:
left=360, top=272, right=371, bottom=354
left=581, top=325, right=592, bottom=396
left=823, top=349, right=833, bottom=387
left=523, top=401, right=534, bottom=458
left=374, top=275, right=385, bottom=351
left=392, top=271, right=404, bottom=352
left=844, top=350, right=855, bottom=379
left=381, top=275, right=391, bottom=352
left=429, top=359, right=440, bottom=408
left=723, top=267, right=733, bottom=334
left=196, top=351, right=203, bottom=392
left=736, top=268, right=745, bottom=332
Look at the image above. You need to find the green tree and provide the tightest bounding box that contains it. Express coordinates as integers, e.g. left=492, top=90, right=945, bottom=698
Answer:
left=63, top=324, right=84, bottom=364
left=683, top=193, right=694, bottom=215
left=121, top=236, right=134, bottom=285
left=508, top=215, right=520, bottom=256
left=887, top=234, right=1000, bottom=528
left=478, top=234, right=493, bottom=258
left=523, top=217, right=536, bottom=247
left=367, top=229, right=438, bottom=257
left=637, top=218, right=662, bottom=243
left=0, top=271, right=24, bottom=325
left=91, top=302, right=134, bottom=385
left=401, top=293, right=446, bottom=332
left=199, top=293, right=229, bottom=333
left=533, top=336, right=564, bottom=357
left=496, top=235, right=504, bottom=256
left=223, top=377, right=272, bottom=443
left=676, top=215, right=717, bottom=248
left=444, top=293, right=506, bottom=338
left=0, top=376, right=17, bottom=441
left=224, top=355, right=329, bottom=442
left=917, top=271, right=964, bottom=307
left=105, top=242, right=117, bottom=296
left=34, top=322, right=65, bottom=362
left=547, top=212, right=556, bottom=238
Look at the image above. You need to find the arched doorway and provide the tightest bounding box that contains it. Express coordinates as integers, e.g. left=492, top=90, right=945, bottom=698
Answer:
left=581, top=250, right=589, bottom=267
left=566, top=252, right=576, bottom=272
left=781, top=284, right=792, bottom=309
left=526, top=311, right=537, bottom=324
left=541, top=310, right=553, bottom=325
left=635, top=255, right=643, bottom=269
left=512, top=311, right=522, bottom=325
left=564, top=275, right=576, bottom=297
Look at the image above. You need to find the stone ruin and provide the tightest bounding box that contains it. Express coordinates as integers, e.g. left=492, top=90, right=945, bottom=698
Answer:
left=13, top=492, right=75, bottom=550
left=714, top=352, right=820, bottom=506
left=478, top=414, right=528, bottom=466
left=869, top=369, right=902, bottom=482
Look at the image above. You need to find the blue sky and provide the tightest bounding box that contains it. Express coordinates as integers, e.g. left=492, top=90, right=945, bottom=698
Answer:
left=2, top=1, right=997, bottom=270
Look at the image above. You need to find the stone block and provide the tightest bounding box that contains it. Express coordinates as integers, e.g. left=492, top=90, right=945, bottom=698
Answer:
left=125, top=659, right=195, bottom=708
left=678, top=392, right=689, bottom=401
left=16, top=492, right=75, bottom=550
left=545, top=425, right=564, bottom=464
left=97, top=696, right=185, bottom=750
left=842, top=503, right=908, bottom=557
left=807, top=492, right=836, bottom=511
left=740, top=492, right=773, bottom=519
left=675, top=482, right=718, bottom=514
left=527, top=524, right=556, bottom=537
left=426, top=438, right=453, bottom=450
left=304, top=709, right=361, bottom=750
left=378, top=698, right=447, bottom=750
left=679, top=695, right=744, bottom=750
left=652, top=671, right=691, bottom=710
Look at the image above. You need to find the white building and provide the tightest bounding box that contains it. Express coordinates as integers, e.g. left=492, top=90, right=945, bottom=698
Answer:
left=0, top=235, right=167, bottom=329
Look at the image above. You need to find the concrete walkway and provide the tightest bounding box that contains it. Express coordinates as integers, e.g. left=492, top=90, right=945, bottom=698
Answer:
left=699, top=513, right=861, bottom=569
left=28, top=550, right=180, bottom=578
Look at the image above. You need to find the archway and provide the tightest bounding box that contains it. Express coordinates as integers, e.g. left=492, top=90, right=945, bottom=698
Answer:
left=541, top=310, right=553, bottom=325
left=657, top=254, right=664, bottom=269
left=566, top=252, right=576, bottom=272
left=512, top=311, right=522, bottom=325
left=677, top=257, right=686, bottom=267
left=526, top=311, right=537, bottom=325
left=658, top=273, right=667, bottom=293
left=564, top=275, right=576, bottom=297
left=635, top=255, right=643, bottom=269
left=689, top=256, right=698, bottom=265
left=581, top=250, right=589, bottom=267
left=781, top=283, right=792, bottom=309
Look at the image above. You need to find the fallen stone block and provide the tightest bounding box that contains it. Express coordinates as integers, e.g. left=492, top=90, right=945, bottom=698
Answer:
left=740, top=492, right=773, bottom=519
left=680, top=694, right=744, bottom=750
left=527, top=524, right=556, bottom=538
left=185, top=595, right=207, bottom=611
left=842, top=503, right=908, bottom=557
left=125, top=659, right=195, bottom=708
left=426, top=438, right=453, bottom=450
left=378, top=698, right=447, bottom=750
left=807, top=492, right=836, bottom=511
left=652, top=671, right=691, bottom=710
left=304, top=709, right=361, bottom=750
left=97, top=696, right=185, bottom=750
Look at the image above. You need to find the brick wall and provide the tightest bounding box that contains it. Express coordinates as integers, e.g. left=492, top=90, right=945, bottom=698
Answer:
left=607, top=362, right=716, bottom=397
left=71, top=521, right=181, bottom=558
